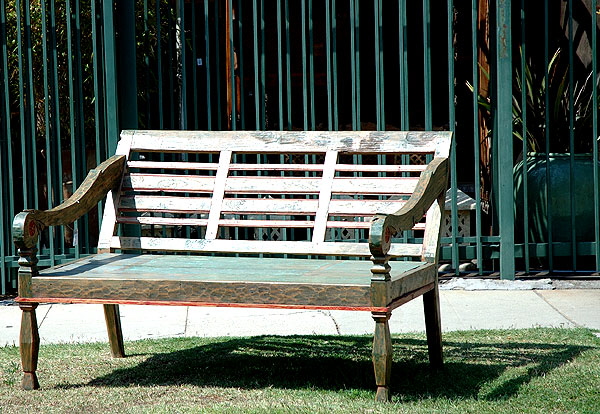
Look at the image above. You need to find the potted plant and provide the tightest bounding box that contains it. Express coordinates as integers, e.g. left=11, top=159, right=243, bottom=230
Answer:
left=511, top=48, right=597, bottom=246
left=469, top=47, right=597, bottom=249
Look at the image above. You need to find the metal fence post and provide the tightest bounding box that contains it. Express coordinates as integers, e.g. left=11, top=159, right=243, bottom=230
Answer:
left=496, top=0, right=515, bottom=279
left=103, top=0, right=119, bottom=155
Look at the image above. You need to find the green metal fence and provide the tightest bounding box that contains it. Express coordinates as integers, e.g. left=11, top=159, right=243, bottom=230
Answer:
left=2, top=0, right=599, bottom=294
left=0, top=0, right=119, bottom=293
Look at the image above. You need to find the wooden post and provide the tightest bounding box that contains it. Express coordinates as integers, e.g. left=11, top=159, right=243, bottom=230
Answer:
left=423, top=282, right=443, bottom=369
left=104, top=304, right=125, bottom=358
left=370, top=255, right=392, bottom=402
left=372, top=311, right=392, bottom=402
left=19, top=303, right=40, bottom=390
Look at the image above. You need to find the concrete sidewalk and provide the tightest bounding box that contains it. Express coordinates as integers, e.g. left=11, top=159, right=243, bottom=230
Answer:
left=1, top=279, right=599, bottom=347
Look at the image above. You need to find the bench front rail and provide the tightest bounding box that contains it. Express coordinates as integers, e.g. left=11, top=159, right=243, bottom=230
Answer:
left=13, top=130, right=452, bottom=401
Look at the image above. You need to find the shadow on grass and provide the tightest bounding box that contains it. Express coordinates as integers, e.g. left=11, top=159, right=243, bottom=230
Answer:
left=57, top=335, right=591, bottom=401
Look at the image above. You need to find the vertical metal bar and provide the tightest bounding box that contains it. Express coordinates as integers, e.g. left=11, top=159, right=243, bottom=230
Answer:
left=301, top=0, right=308, bottom=130
left=397, top=0, right=409, bottom=246
left=325, top=0, right=332, bottom=130
left=167, top=5, right=176, bottom=129
left=543, top=1, right=553, bottom=271
left=237, top=0, right=246, bottom=130
left=308, top=0, right=315, bottom=130
left=284, top=0, right=292, bottom=130
left=103, top=0, right=119, bottom=154
left=519, top=0, right=529, bottom=272
left=448, top=0, right=458, bottom=274
left=203, top=0, right=211, bottom=130
left=260, top=0, right=266, bottom=129
left=496, top=0, right=515, bottom=280
left=191, top=0, right=198, bottom=129
left=253, top=0, right=260, bottom=129
left=155, top=1, right=164, bottom=129
left=423, top=0, right=432, bottom=130
left=374, top=0, right=384, bottom=131
left=143, top=0, right=151, bottom=129
left=350, top=0, right=357, bottom=130
left=277, top=0, right=283, bottom=130
left=471, top=0, right=483, bottom=274
left=226, top=0, right=236, bottom=130
left=331, top=0, right=338, bottom=130
left=567, top=0, right=577, bottom=269
left=354, top=0, right=360, bottom=130
left=17, top=0, right=37, bottom=210
left=398, top=0, right=408, bottom=129
left=593, top=0, right=600, bottom=271
left=214, top=1, right=222, bottom=130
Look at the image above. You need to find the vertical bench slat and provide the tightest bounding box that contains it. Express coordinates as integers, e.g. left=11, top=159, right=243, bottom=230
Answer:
left=312, top=151, right=338, bottom=242
left=205, top=150, right=233, bottom=240
left=98, top=134, right=133, bottom=253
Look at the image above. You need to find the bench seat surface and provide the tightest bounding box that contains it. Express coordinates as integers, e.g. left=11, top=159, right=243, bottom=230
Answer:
left=21, top=254, right=432, bottom=310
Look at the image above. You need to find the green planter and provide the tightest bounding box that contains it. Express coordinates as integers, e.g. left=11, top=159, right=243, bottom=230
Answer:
left=514, top=153, right=597, bottom=244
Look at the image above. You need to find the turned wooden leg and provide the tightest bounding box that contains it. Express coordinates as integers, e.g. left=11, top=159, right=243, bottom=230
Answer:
left=372, top=311, right=392, bottom=402
left=104, top=304, right=125, bottom=358
left=19, top=303, right=40, bottom=390
left=423, top=284, right=443, bottom=369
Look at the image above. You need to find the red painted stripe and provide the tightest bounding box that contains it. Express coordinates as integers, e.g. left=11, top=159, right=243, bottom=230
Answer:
left=16, top=297, right=390, bottom=313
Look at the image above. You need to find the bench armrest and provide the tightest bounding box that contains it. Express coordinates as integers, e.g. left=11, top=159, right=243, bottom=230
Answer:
left=368, top=157, right=449, bottom=257
left=13, top=155, right=126, bottom=249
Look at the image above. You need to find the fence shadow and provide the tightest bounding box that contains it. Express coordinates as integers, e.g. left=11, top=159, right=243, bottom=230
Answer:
left=57, top=334, right=590, bottom=401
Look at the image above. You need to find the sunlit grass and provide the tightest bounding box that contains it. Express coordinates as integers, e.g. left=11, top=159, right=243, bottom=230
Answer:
left=1, top=328, right=598, bottom=413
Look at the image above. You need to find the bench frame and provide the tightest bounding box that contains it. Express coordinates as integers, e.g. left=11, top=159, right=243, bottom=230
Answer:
left=13, top=130, right=451, bottom=401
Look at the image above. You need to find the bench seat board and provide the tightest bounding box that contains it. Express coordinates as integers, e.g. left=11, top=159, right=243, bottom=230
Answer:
left=18, top=254, right=433, bottom=310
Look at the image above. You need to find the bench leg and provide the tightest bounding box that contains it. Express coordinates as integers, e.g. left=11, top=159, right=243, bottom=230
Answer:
left=19, top=303, right=40, bottom=390
left=423, top=284, right=443, bottom=369
left=104, top=304, right=125, bottom=358
left=372, top=311, right=392, bottom=402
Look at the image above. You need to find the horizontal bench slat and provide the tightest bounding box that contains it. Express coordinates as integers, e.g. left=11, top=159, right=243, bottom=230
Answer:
left=119, top=196, right=407, bottom=217
left=117, top=216, right=424, bottom=232
left=128, top=160, right=426, bottom=173
left=123, top=174, right=418, bottom=195
left=119, top=196, right=212, bottom=213
left=111, top=236, right=423, bottom=257
left=127, top=160, right=219, bottom=171
left=126, top=130, right=448, bottom=155
left=123, top=174, right=215, bottom=193
left=117, top=216, right=209, bottom=227
left=225, top=177, right=418, bottom=195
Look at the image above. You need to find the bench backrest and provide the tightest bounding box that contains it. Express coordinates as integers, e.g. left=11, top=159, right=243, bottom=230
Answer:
left=98, top=130, right=452, bottom=259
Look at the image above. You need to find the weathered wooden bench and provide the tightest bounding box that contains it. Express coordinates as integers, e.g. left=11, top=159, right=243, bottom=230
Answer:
left=13, top=130, right=451, bottom=401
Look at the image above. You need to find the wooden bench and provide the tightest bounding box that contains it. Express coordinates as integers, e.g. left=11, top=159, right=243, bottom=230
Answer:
left=13, top=130, right=452, bottom=401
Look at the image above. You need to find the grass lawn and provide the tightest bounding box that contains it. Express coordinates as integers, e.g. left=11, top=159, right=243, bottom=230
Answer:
left=1, top=328, right=599, bottom=413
